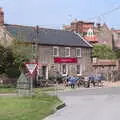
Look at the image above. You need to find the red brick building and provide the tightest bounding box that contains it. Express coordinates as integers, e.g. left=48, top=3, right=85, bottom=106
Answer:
left=64, top=20, right=97, bottom=43
left=112, top=29, right=120, bottom=49
left=63, top=20, right=113, bottom=48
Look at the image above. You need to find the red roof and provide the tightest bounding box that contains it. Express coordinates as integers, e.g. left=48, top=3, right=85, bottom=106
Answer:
left=84, top=35, right=97, bottom=42
left=63, top=25, right=71, bottom=30
left=113, top=30, right=120, bottom=33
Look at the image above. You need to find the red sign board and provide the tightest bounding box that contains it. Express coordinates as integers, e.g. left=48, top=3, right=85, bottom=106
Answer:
left=24, top=62, right=39, bottom=75
left=54, top=57, right=77, bottom=63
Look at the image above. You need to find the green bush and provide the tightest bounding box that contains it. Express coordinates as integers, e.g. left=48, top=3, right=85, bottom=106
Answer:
left=0, top=84, right=15, bottom=88
left=5, top=66, right=20, bottom=78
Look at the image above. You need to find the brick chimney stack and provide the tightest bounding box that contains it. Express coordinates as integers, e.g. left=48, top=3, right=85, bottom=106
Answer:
left=0, top=8, right=4, bottom=26
left=96, top=23, right=101, bottom=30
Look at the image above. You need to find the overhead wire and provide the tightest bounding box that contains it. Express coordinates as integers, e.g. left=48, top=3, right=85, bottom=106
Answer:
left=88, top=5, right=120, bottom=21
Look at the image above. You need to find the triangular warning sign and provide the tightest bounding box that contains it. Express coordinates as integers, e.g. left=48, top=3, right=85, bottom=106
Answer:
left=25, top=62, right=38, bottom=75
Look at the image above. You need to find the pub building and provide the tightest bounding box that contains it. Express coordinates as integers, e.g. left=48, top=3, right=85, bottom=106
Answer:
left=0, top=8, right=93, bottom=79
left=4, top=24, right=93, bottom=79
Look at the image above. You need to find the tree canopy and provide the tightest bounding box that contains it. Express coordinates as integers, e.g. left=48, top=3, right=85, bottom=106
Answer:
left=92, top=44, right=116, bottom=59
left=0, top=41, right=33, bottom=78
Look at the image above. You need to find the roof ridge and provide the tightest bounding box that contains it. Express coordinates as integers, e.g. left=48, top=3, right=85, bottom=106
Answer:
left=5, top=24, right=74, bottom=33
left=74, top=32, right=93, bottom=47
left=4, top=24, right=35, bottom=29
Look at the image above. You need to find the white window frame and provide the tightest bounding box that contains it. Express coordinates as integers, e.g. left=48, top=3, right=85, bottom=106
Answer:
left=61, top=64, right=68, bottom=76
left=76, top=48, right=81, bottom=57
left=76, top=64, right=82, bottom=76
left=65, top=47, right=70, bottom=57
left=53, top=47, right=59, bottom=57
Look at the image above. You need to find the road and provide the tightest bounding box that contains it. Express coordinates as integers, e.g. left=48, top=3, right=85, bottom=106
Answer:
left=44, top=87, right=120, bottom=120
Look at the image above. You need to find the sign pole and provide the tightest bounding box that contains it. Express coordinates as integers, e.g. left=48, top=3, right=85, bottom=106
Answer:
left=30, top=76, right=33, bottom=96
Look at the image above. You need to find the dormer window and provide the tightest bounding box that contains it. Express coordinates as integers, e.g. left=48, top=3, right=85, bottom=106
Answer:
left=87, top=28, right=94, bottom=37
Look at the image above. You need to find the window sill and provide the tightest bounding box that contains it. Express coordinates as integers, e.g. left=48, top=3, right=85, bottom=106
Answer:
left=76, top=56, right=82, bottom=58
left=65, top=56, right=71, bottom=58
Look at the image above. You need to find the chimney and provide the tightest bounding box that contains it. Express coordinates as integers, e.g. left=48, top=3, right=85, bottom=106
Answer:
left=0, top=8, right=4, bottom=26
left=96, top=23, right=101, bottom=30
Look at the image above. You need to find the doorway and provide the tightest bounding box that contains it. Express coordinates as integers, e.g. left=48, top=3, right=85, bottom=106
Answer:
left=42, top=66, right=48, bottom=79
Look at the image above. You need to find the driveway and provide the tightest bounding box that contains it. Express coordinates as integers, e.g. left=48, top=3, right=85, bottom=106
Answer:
left=44, top=87, right=120, bottom=120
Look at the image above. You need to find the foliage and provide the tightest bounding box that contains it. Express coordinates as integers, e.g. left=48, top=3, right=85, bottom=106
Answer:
left=0, top=84, right=15, bottom=88
left=0, top=40, right=33, bottom=78
left=5, top=66, right=21, bottom=78
left=92, top=44, right=116, bottom=59
left=0, top=46, right=14, bottom=74
left=12, top=41, right=33, bottom=68
left=114, top=49, right=120, bottom=59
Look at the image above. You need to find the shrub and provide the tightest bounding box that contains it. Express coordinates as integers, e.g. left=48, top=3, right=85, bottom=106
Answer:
left=0, top=84, right=15, bottom=88
left=5, top=66, right=20, bottom=78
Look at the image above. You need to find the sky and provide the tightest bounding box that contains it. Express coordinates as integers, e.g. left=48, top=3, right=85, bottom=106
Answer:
left=1, top=0, right=120, bottom=29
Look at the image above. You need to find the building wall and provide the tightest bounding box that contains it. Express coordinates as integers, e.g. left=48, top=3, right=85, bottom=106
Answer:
left=37, top=45, right=92, bottom=78
left=96, top=24, right=113, bottom=48
left=65, top=21, right=114, bottom=47
left=71, top=21, right=94, bottom=35
left=0, top=27, right=13, bottom=47
left=112, top=30, right=120, bottom=49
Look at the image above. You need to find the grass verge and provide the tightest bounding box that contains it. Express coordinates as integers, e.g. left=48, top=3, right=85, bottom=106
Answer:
left=0, top=89, right=62, bottom=120
left=0, top=88, right=16, bottom=94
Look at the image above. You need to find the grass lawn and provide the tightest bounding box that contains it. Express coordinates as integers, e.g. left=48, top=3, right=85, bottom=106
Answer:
left=0, top=88, right=16, bottom=94
left=0, top=90, right=62, bottom=120
left=35, top=87, right=63, bottom=92
left=0, top=86, right=63, bottom=94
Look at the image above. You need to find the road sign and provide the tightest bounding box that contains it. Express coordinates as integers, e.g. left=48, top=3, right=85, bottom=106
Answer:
left=17, top=72, right=31, bottom=96
left=24, top=62, right=38, bottom=75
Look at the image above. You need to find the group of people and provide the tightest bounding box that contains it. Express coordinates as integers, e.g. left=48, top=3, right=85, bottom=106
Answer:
left=64, top=74, right=105, bottom=88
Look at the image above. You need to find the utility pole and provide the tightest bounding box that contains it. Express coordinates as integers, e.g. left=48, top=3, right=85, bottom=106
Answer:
left=35, top=25, right=39, bottom=61
left=34, top=25, right=39, bottom=87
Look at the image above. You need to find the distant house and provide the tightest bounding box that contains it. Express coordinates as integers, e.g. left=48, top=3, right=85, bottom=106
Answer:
left=0, top=8, right=93, bottom=79
left=92, top=58, right=120, bottom=81
left=112, top=29, right=120, bottom=49
left=63, top=20, right=113, bottom=48
left=95, top=24, right=113, bottom=48
left=63, top=20, right=98, bottom=43
left=92, top=58, right=117, bottom=73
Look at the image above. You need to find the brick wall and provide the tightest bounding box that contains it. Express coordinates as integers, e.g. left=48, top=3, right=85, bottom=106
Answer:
left=37, top=45, right=92, bottom=76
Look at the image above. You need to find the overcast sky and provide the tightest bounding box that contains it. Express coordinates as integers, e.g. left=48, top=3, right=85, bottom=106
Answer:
left=1, top=0, right=120, bottom=29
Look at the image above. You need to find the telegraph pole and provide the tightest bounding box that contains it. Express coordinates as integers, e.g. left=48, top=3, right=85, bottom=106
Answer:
left=35, top=25, right=39, bottom=87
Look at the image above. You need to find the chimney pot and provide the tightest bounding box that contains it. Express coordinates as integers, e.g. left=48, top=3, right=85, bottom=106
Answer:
left=0, top=7, right=4, bottom=26
left=96, top=23, right=101, bottom=30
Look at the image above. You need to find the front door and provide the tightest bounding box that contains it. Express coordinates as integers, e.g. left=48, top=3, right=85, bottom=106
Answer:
left=42, top=66, right=48, bottom=79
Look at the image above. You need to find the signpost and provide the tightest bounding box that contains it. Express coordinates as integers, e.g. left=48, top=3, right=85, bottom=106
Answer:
left=17, top=72, right=30, bottom=96
left=24, top=62, right=39, bottom=95
left=17, top=62, right=39, bottom=96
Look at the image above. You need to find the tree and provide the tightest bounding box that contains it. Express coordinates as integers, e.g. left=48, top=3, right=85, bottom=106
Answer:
left=0, top=40, right=34, bottom=78
left=114, top=49, right=120, bottom=59
left=12, top=40, right=34, bottom=70
left=92, top=44, right=116, bottom=59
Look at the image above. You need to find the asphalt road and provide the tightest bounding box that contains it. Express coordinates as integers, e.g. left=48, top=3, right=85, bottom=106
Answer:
left=44, top=87, right=120, bottom=120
